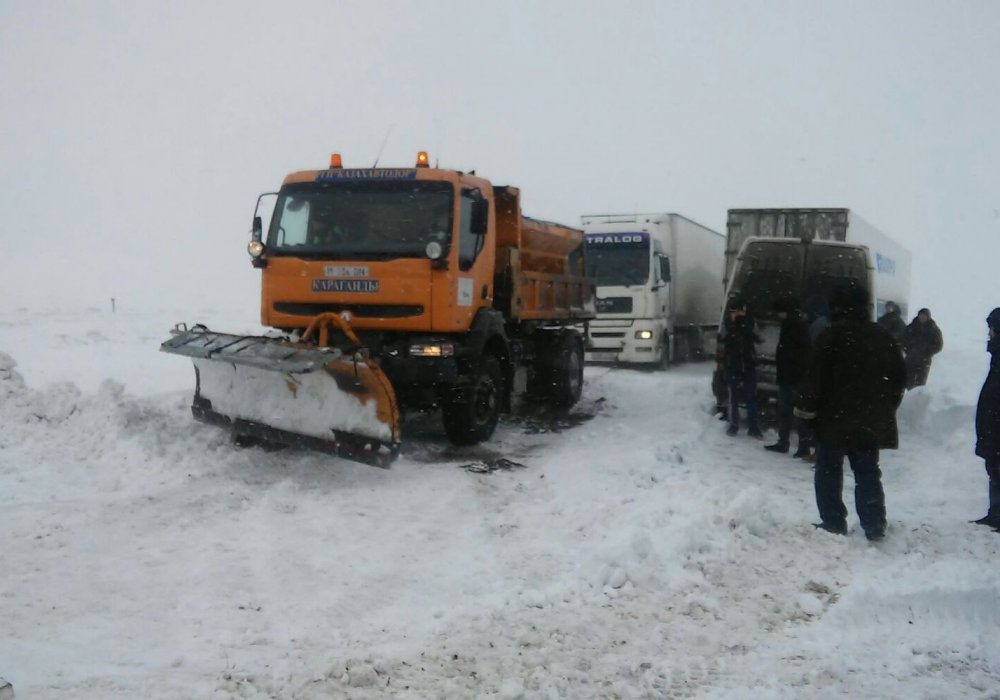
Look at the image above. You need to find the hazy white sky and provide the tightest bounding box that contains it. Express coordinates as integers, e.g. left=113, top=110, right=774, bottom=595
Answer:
left=1, top=1, right=997, bottom=319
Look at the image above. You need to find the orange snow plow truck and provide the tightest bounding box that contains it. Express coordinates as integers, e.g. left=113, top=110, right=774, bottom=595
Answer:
left=161, top=152, right=595, bottom=466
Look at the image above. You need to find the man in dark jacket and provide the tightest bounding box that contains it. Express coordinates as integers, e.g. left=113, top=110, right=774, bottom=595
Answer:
left=723, top=296, right=762, bottom=438
left=972, top=308, right=1000, bottom=529
left=765, top=296, right=813, bottom=456
left=877, top=301, right=906, bottom=343
left=795, top=282, right=906, bottom=541
left=903, top=308, right=944, bottom=389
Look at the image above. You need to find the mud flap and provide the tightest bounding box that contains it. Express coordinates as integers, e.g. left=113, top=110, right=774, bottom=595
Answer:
left=162, top=327, right=400, bottom=467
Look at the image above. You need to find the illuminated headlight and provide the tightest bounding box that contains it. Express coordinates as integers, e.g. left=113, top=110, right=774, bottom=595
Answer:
left=425, top=241, right=444, bottom=260
left=247, top=240, right=265, bottom=258
left=634, top=330, right=654, bottom=340
left=409, top=343, right=455, bottom=357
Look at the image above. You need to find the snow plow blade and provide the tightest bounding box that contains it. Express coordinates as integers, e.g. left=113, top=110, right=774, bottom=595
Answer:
left=161, top=324, right=400, bottom=467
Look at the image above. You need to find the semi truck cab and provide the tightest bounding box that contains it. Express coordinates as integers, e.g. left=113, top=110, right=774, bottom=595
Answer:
left=583, top=229, right=671, bottom=365
left=581, top=213, right=725, bottom=368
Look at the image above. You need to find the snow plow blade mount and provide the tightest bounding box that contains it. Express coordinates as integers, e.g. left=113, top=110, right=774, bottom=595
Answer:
left=161, top=324, right=400, bottom=467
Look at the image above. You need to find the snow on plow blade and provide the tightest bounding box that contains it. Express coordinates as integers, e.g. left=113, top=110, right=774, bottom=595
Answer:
left=161, top=326, right=400, bottom=467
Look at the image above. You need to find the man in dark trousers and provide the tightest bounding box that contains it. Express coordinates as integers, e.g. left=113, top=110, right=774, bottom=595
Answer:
left=722, top=296, right=762, bottom=438
left=972, top=308, right=1000, bottom=529
left=877, top=301, right=906, bottom=343
left=765, top=296, right=812, bottom=456
left=903, top=307, right=944, bottom=389
left=795, top=282, right=906, bottom=541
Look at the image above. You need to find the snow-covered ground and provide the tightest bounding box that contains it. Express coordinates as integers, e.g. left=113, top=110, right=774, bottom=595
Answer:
left=2, top=306, right=999, bottom=699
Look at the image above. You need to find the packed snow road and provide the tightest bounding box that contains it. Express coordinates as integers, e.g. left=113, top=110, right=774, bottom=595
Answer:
left=1, top=308, right=998, bottom=699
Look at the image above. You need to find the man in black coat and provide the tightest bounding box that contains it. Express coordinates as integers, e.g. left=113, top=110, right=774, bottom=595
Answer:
left=722, top=296, right=762, bottom=438
left=877, top=301, right=906, bottom=343
left=903, top=308, right=944, bottom=389
left=795, top=282, right=906, bottom=541
left=765, top=296, right=813, bottom=457
left=972, top=308, right=1000, bottom=528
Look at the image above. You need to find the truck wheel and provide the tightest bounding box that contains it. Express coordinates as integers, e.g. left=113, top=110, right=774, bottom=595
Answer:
left=549, top=335, right=584, bottom=407
left=658, top=333, right=671, bottom=371
left=673, top=333, right=689, bottom=364
left=442, top=355, right=504, bottom=445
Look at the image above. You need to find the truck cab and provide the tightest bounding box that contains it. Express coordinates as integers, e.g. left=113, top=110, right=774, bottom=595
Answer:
left=581, top=213, right=725, bottom=367
left=242, top=152, right=593, bottom=444
left=582, top=225, right=670, bottom=365
left=254, top=162, right=497, bottom=337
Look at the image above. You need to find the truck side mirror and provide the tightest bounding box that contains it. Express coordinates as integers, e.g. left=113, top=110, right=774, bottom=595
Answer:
left=660, top=256, right=672, bottom=282
left=470, top=199, right=489, bottom=236
left=252, top=215, right=263, bottom=242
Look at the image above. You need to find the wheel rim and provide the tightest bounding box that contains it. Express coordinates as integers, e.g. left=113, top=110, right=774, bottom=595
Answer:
left=568, top=349, right=582, bottom=395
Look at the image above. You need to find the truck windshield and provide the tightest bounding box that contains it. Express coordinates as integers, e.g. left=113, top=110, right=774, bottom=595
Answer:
left=801, top=245, right=870, bottom=307
left=266, top=181, right=454, bottom=260
left=731, top=241, right=804, bottom=318
left=732, top=242, right=871, bottom=318
left=585, top=234, right=650, bottom=286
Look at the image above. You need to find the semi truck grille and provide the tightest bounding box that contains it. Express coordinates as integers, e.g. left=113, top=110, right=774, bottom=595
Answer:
left=595, top=297, right=632, bottom=313
left=274, top=302, right=425, bottom=318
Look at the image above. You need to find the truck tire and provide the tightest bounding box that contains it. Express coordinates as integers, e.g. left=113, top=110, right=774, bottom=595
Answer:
left=549, top=334, right=584, bottom=407
left=673, top=333, right=690, bottom=365
left=658, top=332, right=671, bottom=371
left=442, top=355, right=504, bottom=445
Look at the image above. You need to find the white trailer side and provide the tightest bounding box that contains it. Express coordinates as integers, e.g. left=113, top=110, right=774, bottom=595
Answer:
left=845, top=212, right=912, bottom=318
left=670, top=215, right=727, bottom=327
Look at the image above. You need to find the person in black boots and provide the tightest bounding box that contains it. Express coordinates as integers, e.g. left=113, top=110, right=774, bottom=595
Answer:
left=972, top=308, right=1000, bottom=529
left=765, top=296, right=812, bottom=456
left=722, top=296, right=763, bottom=438
left=795, top=282, right=906, bottom=541
left=903, top=307, right=943, bottom=389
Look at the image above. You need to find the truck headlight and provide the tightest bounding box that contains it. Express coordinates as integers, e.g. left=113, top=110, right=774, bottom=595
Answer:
left=409, top=343, right=455, bottom=357
left=425, top=241, right=444, bottom=260
left=634, top=330, right=654, bottom=340
left=247, top=240, right=265, bottom=258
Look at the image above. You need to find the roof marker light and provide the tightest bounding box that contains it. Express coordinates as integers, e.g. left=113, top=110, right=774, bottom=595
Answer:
left=416, top=151, right=430, bottom=168
left=330, top=153, right=343, bottom=168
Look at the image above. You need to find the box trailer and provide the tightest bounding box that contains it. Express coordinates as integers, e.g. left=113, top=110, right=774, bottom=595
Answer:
left=721, top=208, right=911, bottom=391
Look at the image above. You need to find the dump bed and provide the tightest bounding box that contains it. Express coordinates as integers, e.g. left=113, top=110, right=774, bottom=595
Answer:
left=493, top=187, right=595, bottom=322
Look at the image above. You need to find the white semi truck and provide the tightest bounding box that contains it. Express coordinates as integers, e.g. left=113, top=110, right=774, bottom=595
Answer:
left=582, top=213, right=725, bottom=367
left=721, top=207, right=911, bottom=392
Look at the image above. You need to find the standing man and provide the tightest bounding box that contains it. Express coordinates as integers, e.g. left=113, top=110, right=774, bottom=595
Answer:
left=722, top=296, right=763, bottom=438
left=972, top=308, right=1000, bottom=529
left=765, top=296, right=812, bottom=456
left=903, top=308, right=944, bottom=389
left=877, top=301, right=906, bottom=343
left=795, top=282, right=906, bottom=541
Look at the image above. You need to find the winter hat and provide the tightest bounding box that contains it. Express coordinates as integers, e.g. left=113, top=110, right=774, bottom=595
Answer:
left=987, top=307, right=1000, bottom=331
left=829, top=281, right=869, bottom=320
